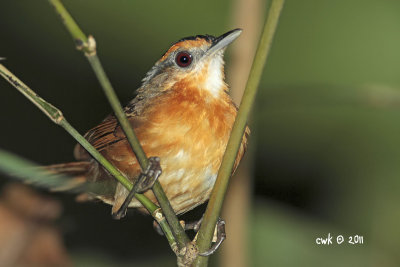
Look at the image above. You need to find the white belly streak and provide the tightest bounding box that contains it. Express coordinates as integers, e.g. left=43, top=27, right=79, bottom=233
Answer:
left=174, top=149, right=187, bottom=159
left=204, top=165, right=217, bottom=183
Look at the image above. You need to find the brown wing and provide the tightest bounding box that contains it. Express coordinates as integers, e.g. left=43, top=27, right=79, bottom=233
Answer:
left=73, top=114, right=127, bottom=160
left=74, top=112, right=146, bottom=161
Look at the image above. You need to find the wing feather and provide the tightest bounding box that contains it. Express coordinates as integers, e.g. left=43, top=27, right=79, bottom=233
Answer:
left=74, top=115, right=123, bottom=160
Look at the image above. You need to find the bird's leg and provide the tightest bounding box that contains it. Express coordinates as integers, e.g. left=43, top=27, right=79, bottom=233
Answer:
left=114, top=157, right=162, bottom=219
left=184, top=216, right=203, bottom=232
left=184, top=216, right=226, bottom=256
left=153, top=215, right=226, bottom=257
left=198, top=218, right=226, bottom=256
left=133, top=157, right=162, bottom=193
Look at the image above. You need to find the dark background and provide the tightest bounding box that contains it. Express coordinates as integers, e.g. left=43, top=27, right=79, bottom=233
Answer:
left=1, top=0, right=400, bottom=266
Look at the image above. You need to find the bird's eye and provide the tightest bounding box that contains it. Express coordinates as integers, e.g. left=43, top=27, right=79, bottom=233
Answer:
left=175, top=52, right=193, bottom=67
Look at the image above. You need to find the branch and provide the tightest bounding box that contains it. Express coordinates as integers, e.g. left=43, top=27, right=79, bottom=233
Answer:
left=48, top=0, right=189, bottom=250
left=193, top=0, right=285, bottom=265
left=0, top=64, right=176, bottom=249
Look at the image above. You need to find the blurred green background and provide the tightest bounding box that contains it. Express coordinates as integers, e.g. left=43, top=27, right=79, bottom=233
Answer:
left=1, top=0, right=400, bottom=266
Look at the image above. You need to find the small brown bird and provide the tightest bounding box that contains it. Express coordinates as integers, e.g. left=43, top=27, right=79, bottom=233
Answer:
left=49, top=29, right=249, bottom=217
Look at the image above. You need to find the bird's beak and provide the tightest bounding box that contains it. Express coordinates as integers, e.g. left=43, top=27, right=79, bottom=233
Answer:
left=205, top=28, right=242, bottom=56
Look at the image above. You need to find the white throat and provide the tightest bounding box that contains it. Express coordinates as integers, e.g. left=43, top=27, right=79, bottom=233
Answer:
left=197, top=55, right=225, bottom=97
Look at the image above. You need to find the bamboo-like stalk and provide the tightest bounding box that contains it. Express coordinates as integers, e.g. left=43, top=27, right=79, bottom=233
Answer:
left=0, top=64, right=177, bottom=249
left=48, top=0, right=189, bottom=250
left=193, top=0, right=285, bottom=265
left=221, top=0, right=263, bottom=265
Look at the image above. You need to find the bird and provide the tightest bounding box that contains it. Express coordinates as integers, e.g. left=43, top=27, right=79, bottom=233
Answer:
left=47, top=29, right=250, bottom=218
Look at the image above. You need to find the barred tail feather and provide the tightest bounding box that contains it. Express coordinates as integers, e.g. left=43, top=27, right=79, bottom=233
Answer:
left=36, top=161, right=91, bottom=192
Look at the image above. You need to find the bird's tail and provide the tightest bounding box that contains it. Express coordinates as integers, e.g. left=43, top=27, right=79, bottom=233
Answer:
left=36, top=161, right=92, bottom=192
left=39, top=161, right=116, bottom=198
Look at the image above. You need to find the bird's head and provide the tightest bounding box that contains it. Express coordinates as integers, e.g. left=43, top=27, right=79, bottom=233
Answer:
left=141, top=29, right=242, bottom=98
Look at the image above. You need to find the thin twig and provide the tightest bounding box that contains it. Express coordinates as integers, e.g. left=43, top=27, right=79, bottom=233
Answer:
left=0, top=64, right=177, bottom=248
left=48, top=0, right=189, bottom=250
left=193, top=0, right=285, bottom=265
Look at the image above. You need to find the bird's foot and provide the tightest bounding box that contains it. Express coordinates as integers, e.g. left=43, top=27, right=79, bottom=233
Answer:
left=183, top=216, right=203, bottom=232
left=153, top=216, right=226, bottom=256
left=184, top=216, right=226, bottom=256
left=198, top=217, right=226, bottom=256
left=113, top=157, right=162, bottom=219
left=133, top=157, right=162, bottom=193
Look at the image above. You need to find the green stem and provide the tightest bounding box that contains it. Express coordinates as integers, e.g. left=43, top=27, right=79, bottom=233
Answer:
left=0, top=63, right=176, bottom=248
left=193, top=0, right=285, bottom=265
left=86, top=56, right=149, bottom=168
left=152, top=182, right=190, bottom=246
left=48, top=0, right=189, bottom=250
left=48, top=0, right=90, bottom=54
left=89, top=49, right=190, bottom=249
left=87, top=56, right=190, bottom=247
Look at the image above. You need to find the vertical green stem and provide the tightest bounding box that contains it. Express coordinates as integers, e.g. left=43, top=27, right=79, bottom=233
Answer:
left=88, top=55, right=190, bottom=248
left=86, top=56, right=149, bottom=168
left=193, top=0, right=285, bottom=265
left=48, top=0, right=189, bottom=250
left=48, top=0, right=89, bottom=52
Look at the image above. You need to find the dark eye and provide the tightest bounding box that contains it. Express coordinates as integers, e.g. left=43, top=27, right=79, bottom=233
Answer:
left=175, top=52, right=193, bottom=67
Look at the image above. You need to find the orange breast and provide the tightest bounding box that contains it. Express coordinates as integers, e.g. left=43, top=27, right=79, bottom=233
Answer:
left=133, top=84, right=237, bottom=213
left=96, top=81, right=248, bottom=214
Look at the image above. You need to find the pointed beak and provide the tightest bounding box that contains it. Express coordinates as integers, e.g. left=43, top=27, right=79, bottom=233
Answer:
left=205, top=28, right=242, bottom=56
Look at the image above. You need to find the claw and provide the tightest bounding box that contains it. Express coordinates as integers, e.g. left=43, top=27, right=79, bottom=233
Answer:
left=113, top=188, right=136, bottom=219
left=184, top=216, right=203, bottom=232
left=199, top=218, right=226, bottom=256
left=134, top=157, right=162, bottom=193
left=114, top=157, right=162, bottom=219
